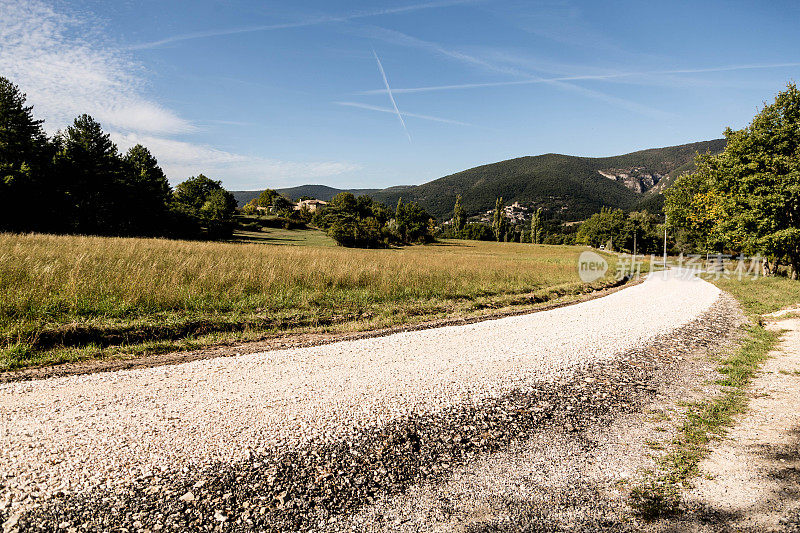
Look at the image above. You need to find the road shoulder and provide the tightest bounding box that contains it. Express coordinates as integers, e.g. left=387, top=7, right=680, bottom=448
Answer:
left=676, top=315, right=800, bottom=532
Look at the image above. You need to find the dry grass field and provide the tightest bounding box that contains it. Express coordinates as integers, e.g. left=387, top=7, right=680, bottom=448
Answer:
left=0, top=232, right=620, bottom=370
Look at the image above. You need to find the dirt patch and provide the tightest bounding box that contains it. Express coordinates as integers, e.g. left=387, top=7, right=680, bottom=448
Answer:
left=0, top=276, right=641, bottom=383
left=665, top=316, right=800, bottom=532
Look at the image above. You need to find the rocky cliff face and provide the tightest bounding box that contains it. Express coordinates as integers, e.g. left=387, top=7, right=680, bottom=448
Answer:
left=597, top=167, right=664, bottom=194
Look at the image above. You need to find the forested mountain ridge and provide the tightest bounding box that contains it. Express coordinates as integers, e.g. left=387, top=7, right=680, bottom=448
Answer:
left=371, top=139, right=725, bottom=220
left=236, top=139, right=725, bottom=220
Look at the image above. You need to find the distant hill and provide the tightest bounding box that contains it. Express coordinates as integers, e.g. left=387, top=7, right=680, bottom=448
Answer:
left=232, top=185, right=382, bottom=207
left=233, top=139, right=725, bottom=220
left=370, top=139, right=726, bottom=221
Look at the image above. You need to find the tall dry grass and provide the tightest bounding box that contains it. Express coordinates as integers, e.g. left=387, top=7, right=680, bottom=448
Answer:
left=0, top=232, right=615, bottom=368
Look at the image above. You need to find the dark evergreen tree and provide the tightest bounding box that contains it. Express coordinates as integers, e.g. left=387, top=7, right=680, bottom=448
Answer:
left=0, top=77, right=52, bottom=231
left=122, top=144, right=172, bottom=235
left=54, top=114, right=129, bottom=234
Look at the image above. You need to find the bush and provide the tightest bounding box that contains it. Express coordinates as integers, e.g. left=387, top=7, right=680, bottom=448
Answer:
left=316, top=193, right=433, bottom=248
left=461, top=223, right=494, bottom=241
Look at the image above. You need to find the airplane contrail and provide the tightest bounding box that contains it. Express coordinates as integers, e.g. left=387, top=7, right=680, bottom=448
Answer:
left=358, top=62, right=800, bottom=95
left=334, top=101, right=471, bottom=126
left=373, top=50, right=412, bottom=142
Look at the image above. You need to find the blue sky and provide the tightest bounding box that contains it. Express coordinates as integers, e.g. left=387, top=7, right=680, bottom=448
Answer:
left=1, top=0, right=799, bottom=190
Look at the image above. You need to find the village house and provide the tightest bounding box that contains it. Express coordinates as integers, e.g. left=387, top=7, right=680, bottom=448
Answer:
left=478, top=201, right=530, bottom=223
left=294, top=199, right=327, bottom=213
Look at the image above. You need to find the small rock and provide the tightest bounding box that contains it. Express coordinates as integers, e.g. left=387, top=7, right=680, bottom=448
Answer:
left=4, top=513, right=21, bottom=530
left=179, top=491, right=195, bottom=502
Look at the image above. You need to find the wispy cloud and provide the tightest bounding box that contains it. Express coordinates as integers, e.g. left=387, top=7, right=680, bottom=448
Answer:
left=0, top=0, right=360, bottom=187
left=372, top=50, right=412, bottom=141
left=200, top=119, right=256, bottom=127
left=335, top=101, right=471, bottom=126
left=129, top=0, right=479, bottom=50
left=0, top=0, right=193, bottom=134
left=359, top=62, right=800, bottom=95
left=111, top=132, right=360, bottom=188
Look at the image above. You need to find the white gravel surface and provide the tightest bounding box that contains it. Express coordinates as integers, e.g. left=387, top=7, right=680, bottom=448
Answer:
left=0, top=270, right=720, bottom=513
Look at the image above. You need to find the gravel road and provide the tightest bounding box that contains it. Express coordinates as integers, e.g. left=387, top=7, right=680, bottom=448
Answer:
left=1, top=270, right=722, bottom=531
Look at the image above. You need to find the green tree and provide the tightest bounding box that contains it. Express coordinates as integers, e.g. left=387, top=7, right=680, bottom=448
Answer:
left=623, top=210, right=660, bottom=253
left=461, top=222, right=494, bottom=241
left=321, top=193, right=430, bottom=247
left=54, top=114, right=129, bottom=234
left=122, top=144, right=172, bottom=234
left=173, top=174, right=224, bottom=211
left=0, top=77, right=51, bottom=231
left=323, top=192, right=382, bottom=247
left=398, top=201, right=433, bottom=243
left=529, top=207, right=543, bottom=244
left=452, top=194, right=466, bottom=235
left=242, top=199, right=259, bottom=215
left=201, top=188, right=237, bottom=221
left=255, top=189, right=280, bottom=208
left=492, top=197, right=508, bottom=242
left=576, top=207, right=626, bottom=249
left=394, top=197, right=406, bottom=242
left=272, top=194, right=294, bottom=217
left=666, top=83, right=800, bottom=275
left=173, top=174, right=236, bottom=238
left=665, top=169, right=730, bottom=253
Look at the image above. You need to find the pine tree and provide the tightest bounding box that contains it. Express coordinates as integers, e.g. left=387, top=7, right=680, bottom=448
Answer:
left=0, top=77, right=51, bottom=231
left=55, top=114, right=127, bottom=234
left=122, top=144, right=172, bottom=234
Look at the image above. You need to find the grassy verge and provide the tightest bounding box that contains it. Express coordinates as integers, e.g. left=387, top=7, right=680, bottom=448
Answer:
left=1, top=232, right=623, bottom=372
left=715, top=275, right=800, bottom=318
left=629, top=276, right=786, bottom=519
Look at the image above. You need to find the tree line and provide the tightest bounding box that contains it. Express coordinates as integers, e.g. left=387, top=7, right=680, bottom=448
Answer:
left=0, top=76, right=236, bottom=239
left=443, top=194, right=578, bottom=244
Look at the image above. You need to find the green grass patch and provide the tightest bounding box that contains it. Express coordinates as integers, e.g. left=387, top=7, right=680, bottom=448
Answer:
left=715, top=275, right=800, bottom=318
left=230, top=226, right=337, bottom=247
